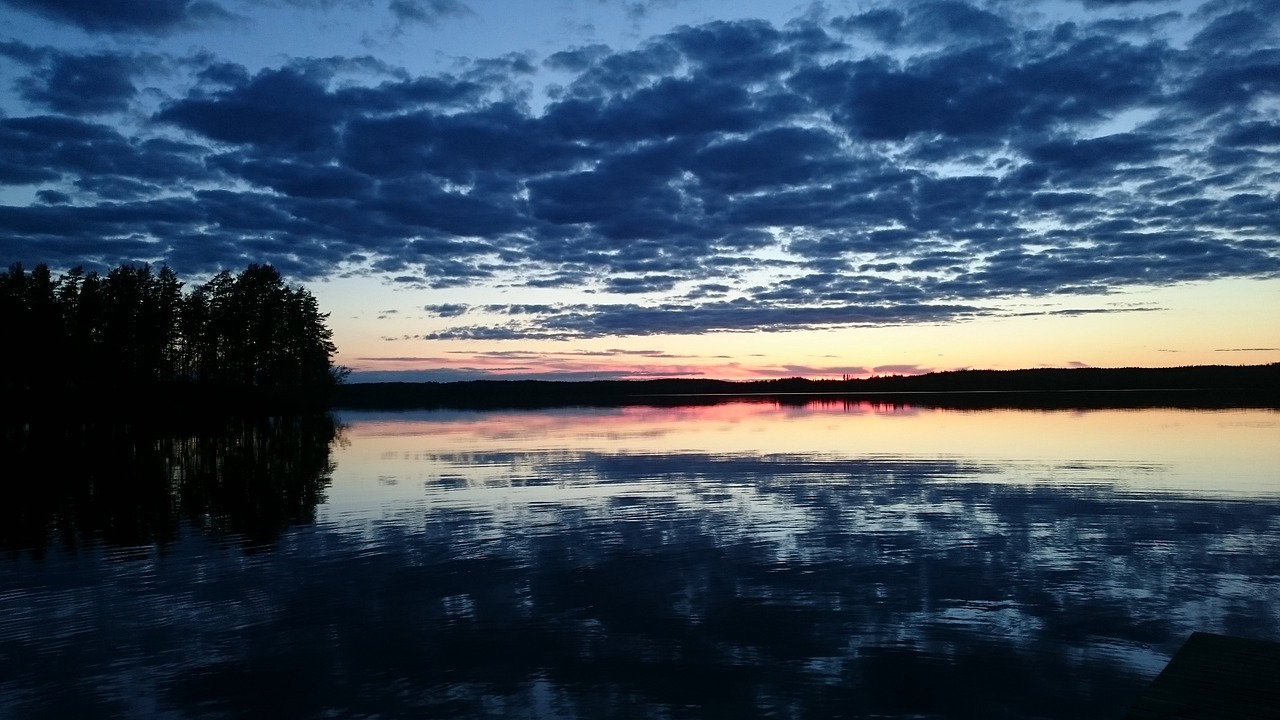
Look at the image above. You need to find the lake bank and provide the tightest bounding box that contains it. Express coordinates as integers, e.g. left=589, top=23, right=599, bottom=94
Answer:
left=336, top=364, right=1280, bottom=410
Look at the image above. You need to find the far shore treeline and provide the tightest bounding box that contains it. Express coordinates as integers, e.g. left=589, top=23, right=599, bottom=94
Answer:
left=337, top=364, right=1280, bottom=411
left=3, top=261, right=344, bottom=416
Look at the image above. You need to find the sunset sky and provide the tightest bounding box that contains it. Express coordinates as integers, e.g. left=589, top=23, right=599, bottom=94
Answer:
left=1, top=0, right=1278, bottom=381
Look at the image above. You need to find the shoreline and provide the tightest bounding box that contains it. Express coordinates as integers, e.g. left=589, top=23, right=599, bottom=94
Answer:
left=335, top=365, right=1280, bottom=411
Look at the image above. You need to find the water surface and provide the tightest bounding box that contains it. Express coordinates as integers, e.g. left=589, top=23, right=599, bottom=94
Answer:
left=3, top=403, right=1278, bottom=718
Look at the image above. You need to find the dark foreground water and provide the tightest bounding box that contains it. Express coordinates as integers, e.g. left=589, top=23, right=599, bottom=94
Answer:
left=3, top=402, right=1279, bottom=719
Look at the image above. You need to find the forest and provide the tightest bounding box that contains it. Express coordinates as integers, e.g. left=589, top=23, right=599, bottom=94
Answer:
left=2, top=262, right=344, bottom=415
left=335, top=364, right=1280, bottom=411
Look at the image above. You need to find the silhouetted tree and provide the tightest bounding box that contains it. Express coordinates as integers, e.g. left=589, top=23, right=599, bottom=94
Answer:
left=55, top=266, right=105, bottom=386
left=1, top=263, right=30, bottom=394
left=2, top=263, right=62, bottom=394
left=2, top=261, right=343, bottom=413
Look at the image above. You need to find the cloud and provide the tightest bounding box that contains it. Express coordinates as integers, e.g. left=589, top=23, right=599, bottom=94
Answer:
left=425, top=303, right=469, bottom=317
left=20, top=54, right=140, bottom=114
left=0, top=0, right=234, bottom=34
left=387, top=0, right=472, bottom=28
left=2, top=1, right=1279, bottom=339
left=0, top=115, right=211, bottom=190
left=601, top=273, right=683, bottom=295
left=872, top=364, right=928, bottom=376
left=1, top=45, right=166, bottom=116
left=423, top=299, right=984, bottom=340
left=833, top=2, right=1011, bottom=48
left=156, top=66, right=347, bottom=152
left=348, top=343, right=783, bottom=381
left=0, top=0, right=475, bottom=39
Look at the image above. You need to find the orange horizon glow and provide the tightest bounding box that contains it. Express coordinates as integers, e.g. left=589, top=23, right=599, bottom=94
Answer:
left=339, top=351, right=1279, bottom=383
left=325, top=276, right=1280, bottom=382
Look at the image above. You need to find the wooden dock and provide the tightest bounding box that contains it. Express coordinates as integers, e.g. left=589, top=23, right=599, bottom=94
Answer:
left=1122, top=631, right=1280, bottom=719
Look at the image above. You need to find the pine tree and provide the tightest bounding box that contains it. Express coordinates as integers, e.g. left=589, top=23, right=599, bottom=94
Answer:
left=3, top=261, right=343, bottom=413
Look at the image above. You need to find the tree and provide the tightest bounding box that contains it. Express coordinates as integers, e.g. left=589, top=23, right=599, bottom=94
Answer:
left=3, top=261, right=343, bottom=414
left=57, top=267, right=99, bottom=382
left=1, top=263, right=32, bottom=394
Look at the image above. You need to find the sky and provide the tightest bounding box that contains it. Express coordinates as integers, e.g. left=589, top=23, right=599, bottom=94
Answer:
left=1, top=0, right=1278, bottom=382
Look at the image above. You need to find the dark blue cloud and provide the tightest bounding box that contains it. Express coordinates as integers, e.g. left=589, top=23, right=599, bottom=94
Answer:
left=387, top=0, right=471, bottom=27
left=664, top=20, right=793, bottom=83
left=0, top=0, right=233, bottom=34
left=1024, top=133, right=1162, bottom=172
left=1218, top=120, right=1280, bottom=147
left=20, top=53, right=140, bottom=114
left=424, top=298, right=985, bottom=340
left=603, top=274, right=682, bottom=294
left=791, top=25, right=1169, bottom=142
left=0, top=40, right=45, bottom=64
left=425, top=303, right=469, bottom=317
left=833, top=1, right=1011, bottom=47
left=548, top=43, right=683, bottom=98
left=1180, top=48, right=1280, bottom=111
left=688, top=126, right=847, bottom=194
left=35, top=189, right=71, bottom=204
left=156, top=67, right=344, bottom=152
left=207, top=154, right=375, bottom=199
left=907, top=1, right=1012, bottom=44
left=1080, top=0, right=1180, bottom=6
left=831, top=8, right=905, bottom=44
left=550, top=77, right=765, bottom=143
left=275, top=0, right=474, bottom=31
left=372, top=177, right=524, bottom=237
left=0, top=116, right=210, bottom=191
left=526, top=138, right=688, bottom=227
left=1189, top=10, right=1273, bottom=51
left=1, top=45, right=165, bottom=115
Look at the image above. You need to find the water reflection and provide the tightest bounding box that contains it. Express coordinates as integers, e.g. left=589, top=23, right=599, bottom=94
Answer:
left=2, top=404, right=1278, bottom=719
left=1, top=414, right=339, bottom=553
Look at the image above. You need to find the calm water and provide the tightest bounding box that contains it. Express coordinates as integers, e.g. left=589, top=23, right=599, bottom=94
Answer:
left=3, top=402, right=1279, bottom=719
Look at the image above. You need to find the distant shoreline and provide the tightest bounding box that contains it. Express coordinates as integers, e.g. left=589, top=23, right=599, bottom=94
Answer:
left=335, top=364, right=1280, bottom=411
left=633, top=387, right=1244, bottom=398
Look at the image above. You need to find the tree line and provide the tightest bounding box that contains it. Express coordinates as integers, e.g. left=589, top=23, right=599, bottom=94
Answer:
left=2, top=261, right=345, bottom=413
left=335, top=364, right=1280, bottom=411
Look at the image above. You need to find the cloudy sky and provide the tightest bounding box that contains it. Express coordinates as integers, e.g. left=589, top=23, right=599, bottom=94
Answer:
left=1, top=0, right=1278, bottom=381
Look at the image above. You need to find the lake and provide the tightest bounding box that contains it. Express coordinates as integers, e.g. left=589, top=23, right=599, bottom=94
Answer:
left=3, top=401, right=1279, bottom=719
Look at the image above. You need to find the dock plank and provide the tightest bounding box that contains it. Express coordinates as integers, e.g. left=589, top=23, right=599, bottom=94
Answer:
left=1123, top=632, right=1280, bottom=720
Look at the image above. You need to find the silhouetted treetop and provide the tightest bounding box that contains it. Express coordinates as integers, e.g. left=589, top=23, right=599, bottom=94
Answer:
left=2, top=261, right=344, bottom=414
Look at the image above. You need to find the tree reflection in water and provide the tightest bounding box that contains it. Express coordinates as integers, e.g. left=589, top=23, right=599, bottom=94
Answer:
left=1, top=414, right=340, bottom=553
